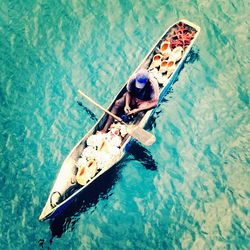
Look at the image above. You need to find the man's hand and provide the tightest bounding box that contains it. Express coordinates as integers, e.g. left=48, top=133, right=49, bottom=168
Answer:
left=127, top=108, right=139, bottom=115
left=124, top=105, right=131, bottom=114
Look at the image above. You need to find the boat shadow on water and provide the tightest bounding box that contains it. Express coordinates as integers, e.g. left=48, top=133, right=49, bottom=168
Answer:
left=185, top=47, right=199, bottom=64
left=77, top=100, right=98, bottom=121
left=127, top=141, right=158, bottom=171
left=48, top=160, right=125, bottom=240
left=48, top=143, right=157, bottom=242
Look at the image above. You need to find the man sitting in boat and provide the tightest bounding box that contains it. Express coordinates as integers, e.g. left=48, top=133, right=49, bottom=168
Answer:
left=101, top=68, right=159, bottom=133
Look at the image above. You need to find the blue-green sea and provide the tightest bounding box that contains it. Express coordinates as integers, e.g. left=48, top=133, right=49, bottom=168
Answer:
left=0, top=0, right=249, bottom=249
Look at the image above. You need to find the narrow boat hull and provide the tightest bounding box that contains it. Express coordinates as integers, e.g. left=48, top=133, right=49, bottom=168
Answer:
left=39, top=19, right=201, bottom=221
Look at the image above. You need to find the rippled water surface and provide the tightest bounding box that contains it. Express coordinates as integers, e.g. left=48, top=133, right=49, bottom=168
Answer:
left=0, top=0, right=249, bottom=249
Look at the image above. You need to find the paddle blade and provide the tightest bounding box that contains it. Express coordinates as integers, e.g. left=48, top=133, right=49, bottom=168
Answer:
left=127, top=126, right=156, bottom=146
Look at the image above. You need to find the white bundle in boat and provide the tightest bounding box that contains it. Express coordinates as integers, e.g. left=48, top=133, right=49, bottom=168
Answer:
left=86, top=133, right=106, bottom=149
left=76, top=159, right=98, bottom=186
left=96, top=142, right=121, bottom=169
left=105, top=128, right=122, bottom=147
left=81, top=146, right=98, bottom=159
left=76, top=128, right=123, bottom=185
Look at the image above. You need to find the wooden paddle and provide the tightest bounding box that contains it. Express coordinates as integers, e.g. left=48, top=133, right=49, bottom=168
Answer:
left=78, top=90, right=156, bottom=146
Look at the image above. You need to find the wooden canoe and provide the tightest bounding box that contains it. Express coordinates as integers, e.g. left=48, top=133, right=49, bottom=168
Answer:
left=39, top=19, right=201, bottom=221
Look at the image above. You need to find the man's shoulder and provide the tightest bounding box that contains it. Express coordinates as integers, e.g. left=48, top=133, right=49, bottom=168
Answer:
left=127, top=76, right=136, bottom=91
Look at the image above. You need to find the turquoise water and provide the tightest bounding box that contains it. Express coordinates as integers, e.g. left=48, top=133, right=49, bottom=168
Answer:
left=0, top=0, right=249, bottom=249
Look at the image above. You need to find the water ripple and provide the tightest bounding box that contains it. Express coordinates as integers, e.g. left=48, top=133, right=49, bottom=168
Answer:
left=0, top=0, right=249, bottom=249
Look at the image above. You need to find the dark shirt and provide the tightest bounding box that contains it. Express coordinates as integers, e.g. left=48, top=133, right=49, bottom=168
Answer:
left=127, top=79, right=155, bottom=101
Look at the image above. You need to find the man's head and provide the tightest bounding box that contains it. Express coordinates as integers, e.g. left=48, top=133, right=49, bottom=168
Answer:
left=135, top=68, right=149, bottom=89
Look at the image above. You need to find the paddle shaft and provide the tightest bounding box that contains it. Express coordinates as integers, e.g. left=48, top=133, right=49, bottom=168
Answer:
left=78, top=90, right=123, bottom=123
left=78, top=89, right=156, bottom=146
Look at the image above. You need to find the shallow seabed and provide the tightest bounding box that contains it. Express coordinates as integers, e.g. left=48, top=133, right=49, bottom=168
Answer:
left=0, top=0, right=249, bottom=249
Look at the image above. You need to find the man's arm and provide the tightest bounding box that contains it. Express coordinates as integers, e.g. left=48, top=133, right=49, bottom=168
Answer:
left=124, top=92, right=132, bottom=113
left=128, top=99, right=157, bottom=114
left=124, top=77, right=136, bottom=113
